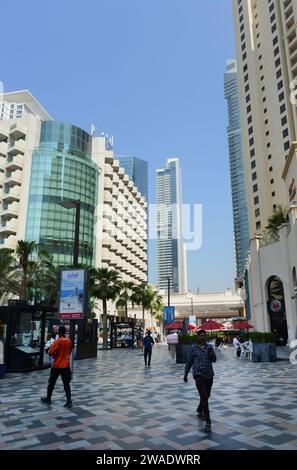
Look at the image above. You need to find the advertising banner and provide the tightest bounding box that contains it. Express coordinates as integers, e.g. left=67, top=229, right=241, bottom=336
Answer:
left=163, top=306, right=174, bottom=323
left=59, top=269, right=86, bottom=319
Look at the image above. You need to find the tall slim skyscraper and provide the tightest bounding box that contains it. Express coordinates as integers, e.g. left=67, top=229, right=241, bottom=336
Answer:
left=224, top=59, right=249, bottom=282
left=156, top=158, right=187, bottom=294
left=232, top=0, right=297, bottom=237
left=117, top=156, right=148, bottom=201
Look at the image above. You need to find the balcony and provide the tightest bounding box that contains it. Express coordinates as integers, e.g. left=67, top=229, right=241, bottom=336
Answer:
left=4, top=169, right=22, bottom=186
left=6, top=154, right=24, bottom=171
left=0, top=218, right=18, bottom=235
left=0, top=235, right=17, bottom=250
left=102, top=233, right=112, bottom=247
left=1, top=201, right=20, bottom=219
left=104, top=176, right=113, bottom=191
left=102, top=247, right=111, bottom=261
left=104, top=163, right=113, bottom=177
left=0, top=172, right=4, bottom=187
left=104, top=191, right=112, bottom=205
left=2, top=186, right=21, bottom=202
left=9, top=123, right=26, bottom=140
left=7, top=138, right=25, bottom=156
left=0, top=141, right=7, bottom=157
left=0, top=129, right=8, bottom=142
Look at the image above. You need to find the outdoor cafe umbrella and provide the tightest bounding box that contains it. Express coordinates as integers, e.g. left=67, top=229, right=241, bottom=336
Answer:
left=195, top=319, right=224, bottom=331
left=166, top=322, right=196, bottom=330
left=232, top=321, right=254, bottom=330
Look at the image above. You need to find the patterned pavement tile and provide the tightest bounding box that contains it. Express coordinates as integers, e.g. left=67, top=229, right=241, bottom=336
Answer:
left=1, top=344, right=297, bottom=449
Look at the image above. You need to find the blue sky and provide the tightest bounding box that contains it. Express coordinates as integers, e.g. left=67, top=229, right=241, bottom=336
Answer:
left=1, top=0, right=236, bottom=292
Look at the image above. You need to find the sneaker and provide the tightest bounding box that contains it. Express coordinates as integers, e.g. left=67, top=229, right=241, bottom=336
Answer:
left=64, top=401, right=72, bottom=408
left=203, top=423, right=211, bottom=433
left=197, top=413, right=206, bottom=420
left=40, top=397, right=51, bottom=404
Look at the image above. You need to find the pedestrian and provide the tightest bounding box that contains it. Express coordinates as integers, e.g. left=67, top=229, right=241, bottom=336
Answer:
left=142, top=330, right=154, bottom=366
left=41, top=325, right=73, bottom=408
left=44, top=332, right=57, bottom=365
left=183, top=329, right=216, bottom=433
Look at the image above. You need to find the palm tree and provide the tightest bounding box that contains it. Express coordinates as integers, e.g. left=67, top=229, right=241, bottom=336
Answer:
left=0, top=248, right=19, bottom=299
left=131, top=283, right=157, bottom=329
left=266, top=205, right=289, bottom=236
left=149, top=289, right=164, bottom=327
left=116, top=281, right=135, bottom=320
left=89, top=268, right=121, bottom=349
left=15, top=241, right=39, bottom=301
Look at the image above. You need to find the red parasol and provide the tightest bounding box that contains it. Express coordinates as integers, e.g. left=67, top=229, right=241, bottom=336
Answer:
left=166, top=322, right=196, bottom=330
left=232, top=321, right=254, bottom=330
left=195, top=319, right=224, bottom=331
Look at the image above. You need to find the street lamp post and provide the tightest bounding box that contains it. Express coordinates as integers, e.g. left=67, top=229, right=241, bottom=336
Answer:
left=58, top=199, right=81, bottom=375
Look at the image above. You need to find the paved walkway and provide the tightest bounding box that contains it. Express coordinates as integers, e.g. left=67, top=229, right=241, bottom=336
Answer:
left=1, top=344, right=297, bottom=450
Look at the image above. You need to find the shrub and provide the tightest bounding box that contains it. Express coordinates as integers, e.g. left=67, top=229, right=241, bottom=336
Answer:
left=178, top=334, right=197, bottom=344
left=248, top=332, right=276, bottom=343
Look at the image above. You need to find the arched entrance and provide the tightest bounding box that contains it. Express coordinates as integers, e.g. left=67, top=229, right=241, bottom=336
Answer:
left=266, top=276, right=288, bottom=345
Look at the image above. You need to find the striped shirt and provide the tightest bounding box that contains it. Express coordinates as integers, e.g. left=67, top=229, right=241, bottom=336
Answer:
left=184, top=343, right=216, bottom=379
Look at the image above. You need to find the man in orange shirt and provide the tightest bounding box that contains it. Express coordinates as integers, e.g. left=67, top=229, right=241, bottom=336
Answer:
left=41, top=325, right=73, bottom=408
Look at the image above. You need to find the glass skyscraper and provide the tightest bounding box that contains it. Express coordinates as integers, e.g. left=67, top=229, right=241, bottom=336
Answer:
left=25, top=121, right=99, bottom=266
left=117, top=156, right=148, bottom=201
left=156, top=158, right=187, bottom=294
left=224, top=59, right=249, bottom=282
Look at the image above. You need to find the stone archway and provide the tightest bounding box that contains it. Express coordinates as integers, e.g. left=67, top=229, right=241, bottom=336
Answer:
left=266, top=276, right=288, bottom=345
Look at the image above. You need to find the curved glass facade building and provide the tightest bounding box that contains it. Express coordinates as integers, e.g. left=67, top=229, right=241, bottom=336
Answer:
left=25, top=121, right=98, bottom=266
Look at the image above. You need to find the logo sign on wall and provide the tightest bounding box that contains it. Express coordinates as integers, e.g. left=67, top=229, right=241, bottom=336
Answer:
left=59, top=269, right=86, bottom=320
left=164, top=306, right=174, bottom=323
left=270, top=299, right=282, bottom=313
left=189, top=315, right=196, bottom=326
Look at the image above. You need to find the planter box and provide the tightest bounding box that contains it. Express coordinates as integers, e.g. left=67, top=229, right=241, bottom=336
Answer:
left=176, top=344, right=193, bottom=363
left=0, top=364, right=6, bottom=379
left=252, top=343, right=277, bottom=362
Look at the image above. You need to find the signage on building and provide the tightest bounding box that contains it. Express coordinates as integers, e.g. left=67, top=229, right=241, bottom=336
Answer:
left=289, top=177, right=296, bottom=202
left=270, top=299, right=282, bottom=313
left=59, top=269, right=87, bottom=320
left=164, top=306, right=174, bottom=323
left=189, top=315, right=196, bottom=326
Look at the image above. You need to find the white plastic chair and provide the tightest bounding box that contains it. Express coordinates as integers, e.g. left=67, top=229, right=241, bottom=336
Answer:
left=215, top=343, right=224, bottom=356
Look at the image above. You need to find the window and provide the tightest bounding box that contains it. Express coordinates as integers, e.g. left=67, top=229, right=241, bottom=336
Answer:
left=262, top=86, right=265, bottom=92
left=270, top=13, right=276, bottom=23
left=273, top=36, right=278, bottom=46
left=242, top=52, right=247, bottom=61
left=268, top=154, right=272, bottom=160
left=269, top=3, right=274, bottom=13
left=264, top=108, right=267, bottom=113
left=256, top=221, right=261, bottom=230
left=272, top=191, right=275, bottom=197
left=240, top=23, right=244, bottom=32
left=241, top=33, right=245, bottom=41
left=250, top=149, right=255, bottom=157
left=247, top=104, right=251, bottom=113
left=249, top=137, right=254, bottom=146
left=246, top=94, right=250, bottom=103
left=284, top=141, right=290, bottom=150
left=279, top=92, right=284, bottom=102
left=255, top=208, right=260, bottom=217
left=244, top=73, right=249, bottom=82
left=280, top=103, right=286, bottom=113
left=251, top=160, right=256, bottom=169
left=248, top=115, right=252, bottom=124
left=263, top=96, right=266, bottom=102
left=266, top=130, right=270, bottom=136
left=267, top=142, right=271, bottom=148
left=270, top=178, right=274, bottom=184
left=239, top=14, right=243, bottom=23
left=253, top=184, right=258, bottom=193
left=242, top=42, right=246, bottom=51
left=276, top=69, right=282, bottom=79
left=271, top=23, right=277, bottom=33
left=281, top=116, right=287, bottom=126
left=283, top=128, right=289, bottom=138
left=252, top=172, right=257, bottom=181
left=245, top=84, right=250, bottom=92
left=265, top=119, right=268, bottom=125
left=275, top=57, right=280, bottom=67
left=273, top=204, right=276, bottom=210
left=269, top=166, right=273, bottom=172
left=274, top=47, right=279, bottom=57
left=248, top=126, right=253, bottom=135
left=278, top=80, right=283, bottom=90
left=259, top=54, right=262, bottom=60
left=243, top=63, right=248, bottom=72
left=257, top=42, right=261, bottom=48
left=261, top=75, right=264, bottom=81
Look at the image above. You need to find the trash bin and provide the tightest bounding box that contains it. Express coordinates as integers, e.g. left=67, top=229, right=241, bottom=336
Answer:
left=0, top=363, right=6, bottom=379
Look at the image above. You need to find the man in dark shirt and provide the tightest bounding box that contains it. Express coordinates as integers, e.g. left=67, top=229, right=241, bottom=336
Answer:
left=183, top=329, right=216, bottom=432
left=142, top=330, right=154, bottom=366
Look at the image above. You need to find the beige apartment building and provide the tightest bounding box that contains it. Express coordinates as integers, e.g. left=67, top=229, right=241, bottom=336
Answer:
left=232, top=0, right=297, bottom=237
left=0, top=90, right=147, bottom=286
